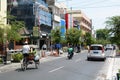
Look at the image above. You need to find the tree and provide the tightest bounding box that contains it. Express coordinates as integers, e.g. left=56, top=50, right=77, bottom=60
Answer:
left=0, top=13, right=25, bottom=50
left=96, top=29, right=109, bottom=40
left=84, top=32, right=95, bottom=45
left=51, top=27, right=61, bottom=44
left=6, top=13, right=25, bottom=41
left=66, top=28, right=81, bottom=45
left=7, top=20, right=25, bottom=41
left=105, top=16, right=120, bottom=47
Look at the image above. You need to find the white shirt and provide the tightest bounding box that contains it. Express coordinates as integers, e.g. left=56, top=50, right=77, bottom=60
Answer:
left=22, top=45, right=30, bottom=54
left=42, top=44, right=47, bottom=49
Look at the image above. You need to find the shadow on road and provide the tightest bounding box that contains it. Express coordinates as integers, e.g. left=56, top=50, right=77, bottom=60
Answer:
left=15, top=67, right=38, bottom=72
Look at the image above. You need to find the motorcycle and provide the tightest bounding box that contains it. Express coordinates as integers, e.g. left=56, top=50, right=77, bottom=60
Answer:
left=67, top=49, right=74, bottom=59
left=21, top=53, right=40, bottom=71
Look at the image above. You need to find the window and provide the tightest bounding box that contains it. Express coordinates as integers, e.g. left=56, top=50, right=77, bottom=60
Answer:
left=90, top=46, right=102, bottom=50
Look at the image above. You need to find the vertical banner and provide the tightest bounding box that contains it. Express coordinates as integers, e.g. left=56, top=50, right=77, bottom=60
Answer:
left=33, top=26, right=39, bottom=37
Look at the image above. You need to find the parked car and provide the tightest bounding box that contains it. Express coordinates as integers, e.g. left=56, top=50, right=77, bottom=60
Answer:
left=87, top=44, right=106, bottom=61
left=105, top=44, right=113, bottom=50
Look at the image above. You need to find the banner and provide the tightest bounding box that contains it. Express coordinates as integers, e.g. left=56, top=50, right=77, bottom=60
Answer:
left=33, top=27, right=39, bottom=37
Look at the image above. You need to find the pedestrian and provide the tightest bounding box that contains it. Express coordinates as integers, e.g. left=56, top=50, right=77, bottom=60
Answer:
left=41, top=43, right=47, bottom=57
left=76, top=44, right=81, bottom=53
left=55, top=43, right=61, bottom=56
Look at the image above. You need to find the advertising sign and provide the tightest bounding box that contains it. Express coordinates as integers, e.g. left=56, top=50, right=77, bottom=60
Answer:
left=33, top=26, right=39, bottom=37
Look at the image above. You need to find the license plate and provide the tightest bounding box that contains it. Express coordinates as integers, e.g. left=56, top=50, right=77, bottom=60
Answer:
left=93, top=52, right=98, bottom=54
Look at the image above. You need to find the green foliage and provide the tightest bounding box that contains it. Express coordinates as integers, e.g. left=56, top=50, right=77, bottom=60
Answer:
left=0, top=13, right=25, bottom=44
left=66, top=28, right=81, bottom=45
left=12, top=53, right=23, bottom=62
left=84, top=32, right=95, bottom=45
left=60, top=38, right=67, bottom=44
left=96, top=29, right=109, bottom=40
left=7, top=13, right=25, bottom=41
left=0, top=28, right=4, bottom=43
left=51, top=27, right=61, bottom=44
left=105, top=16, right=120, bottom=45
left=95, top=39, right=110, bottom=45
left=0, top=58, right=2, bottom=64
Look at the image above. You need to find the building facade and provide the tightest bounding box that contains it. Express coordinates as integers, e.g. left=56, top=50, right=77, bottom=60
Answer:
left=0, top=0, right=7, bottom=25
left=7, top=0, right=52, bottom=49
left=47, top=1, right=61, bottom=29
left=69, top=10, right=92, bottom=34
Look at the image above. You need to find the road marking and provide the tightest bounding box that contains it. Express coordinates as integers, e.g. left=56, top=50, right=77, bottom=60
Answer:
left=49, top=66, right=64, bottom=73
left=75, top=58, right=81, bottom=63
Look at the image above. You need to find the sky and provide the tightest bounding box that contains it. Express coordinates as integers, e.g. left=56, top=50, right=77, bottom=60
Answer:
left=57, top=0, right=120, bottom=30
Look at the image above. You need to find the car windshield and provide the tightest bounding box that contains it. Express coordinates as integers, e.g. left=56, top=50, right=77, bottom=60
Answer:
left=90, top=46, right=102, bottom=50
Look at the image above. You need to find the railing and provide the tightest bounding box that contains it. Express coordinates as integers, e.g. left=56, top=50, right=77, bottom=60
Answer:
left=7, top=49, right=22, bottom=54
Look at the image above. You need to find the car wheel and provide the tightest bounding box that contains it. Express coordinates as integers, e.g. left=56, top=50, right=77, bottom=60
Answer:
left=103, top=58, right=106, bottom=61
left=87, top=57, right=90, bottom=61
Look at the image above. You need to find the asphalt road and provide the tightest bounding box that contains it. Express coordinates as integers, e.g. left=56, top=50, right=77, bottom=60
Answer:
left=0, top=50, right=114, bottom=80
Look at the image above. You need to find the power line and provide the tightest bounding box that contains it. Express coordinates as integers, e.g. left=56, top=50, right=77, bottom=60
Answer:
left=68, top=0, right=109, bottom=7
left=79, top=0, right=108, bottom=6
left=72, top=4, right=120, bottom=9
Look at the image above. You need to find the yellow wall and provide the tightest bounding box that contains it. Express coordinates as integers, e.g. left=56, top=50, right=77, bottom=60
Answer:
left=0, top=0, right=7, bottom=26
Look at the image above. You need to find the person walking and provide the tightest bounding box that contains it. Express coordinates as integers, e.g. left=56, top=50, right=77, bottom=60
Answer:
left=55, top=43, right=61, bottom=56
left=41, top=43, right=47, bottom=57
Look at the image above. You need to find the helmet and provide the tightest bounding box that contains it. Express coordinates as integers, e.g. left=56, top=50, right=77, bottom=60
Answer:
left=24, top=41, right=28, bottom=44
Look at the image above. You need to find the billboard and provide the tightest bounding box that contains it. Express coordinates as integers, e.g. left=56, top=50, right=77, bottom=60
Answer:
left=65, top=13, right=73, bottom=30
left=60, top=19, right=66, bottom=37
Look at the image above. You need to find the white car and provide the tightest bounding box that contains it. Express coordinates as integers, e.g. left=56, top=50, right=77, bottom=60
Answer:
left=87, top=44, right=106, bottom=61
left=105, top=44, right=113, bottom=50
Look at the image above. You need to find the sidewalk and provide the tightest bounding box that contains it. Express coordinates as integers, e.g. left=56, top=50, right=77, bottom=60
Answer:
left=109, top=56, right=120, bottom=80
left=106, top=50, right=120, bottom=80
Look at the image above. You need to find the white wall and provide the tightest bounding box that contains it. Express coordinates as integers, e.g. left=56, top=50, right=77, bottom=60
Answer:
left=0, top=0, right=7, bottom=26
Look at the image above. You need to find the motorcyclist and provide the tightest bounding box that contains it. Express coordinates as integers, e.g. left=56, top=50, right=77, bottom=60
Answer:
left=67, top=45, right=74, bottom=59
left=22, top=41, right=30, bottom=63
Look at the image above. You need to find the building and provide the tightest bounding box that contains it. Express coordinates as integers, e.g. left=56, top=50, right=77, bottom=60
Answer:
left=47, top=0, right=61, bottom=29
left=67, top=10, right=92, bottom=46
left=58, top=2, right=67, bottom=39
left=65, top=13, right=73, bottom=29
left=0, top=0, right=7, bottom=25
left=68, top=10, right=92, bottom=34
left=7, top=0, right=52, bottom=49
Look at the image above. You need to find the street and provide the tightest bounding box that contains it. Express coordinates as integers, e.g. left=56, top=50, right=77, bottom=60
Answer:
left=0, top=50, right=114, bottom=80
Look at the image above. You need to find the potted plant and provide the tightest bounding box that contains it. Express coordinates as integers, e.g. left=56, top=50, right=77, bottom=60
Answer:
left=12, top=53, right=23, bottom=62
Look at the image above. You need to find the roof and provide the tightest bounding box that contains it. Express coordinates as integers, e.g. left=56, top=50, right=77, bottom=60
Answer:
left=19, top=27, right=30, bottom=35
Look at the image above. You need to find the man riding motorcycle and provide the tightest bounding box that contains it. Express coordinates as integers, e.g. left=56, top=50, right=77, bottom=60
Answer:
left=67, top=45, right=74, bottom=59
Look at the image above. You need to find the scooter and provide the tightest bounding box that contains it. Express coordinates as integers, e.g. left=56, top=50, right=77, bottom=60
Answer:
left=67, top=52, right=74, bottom=59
